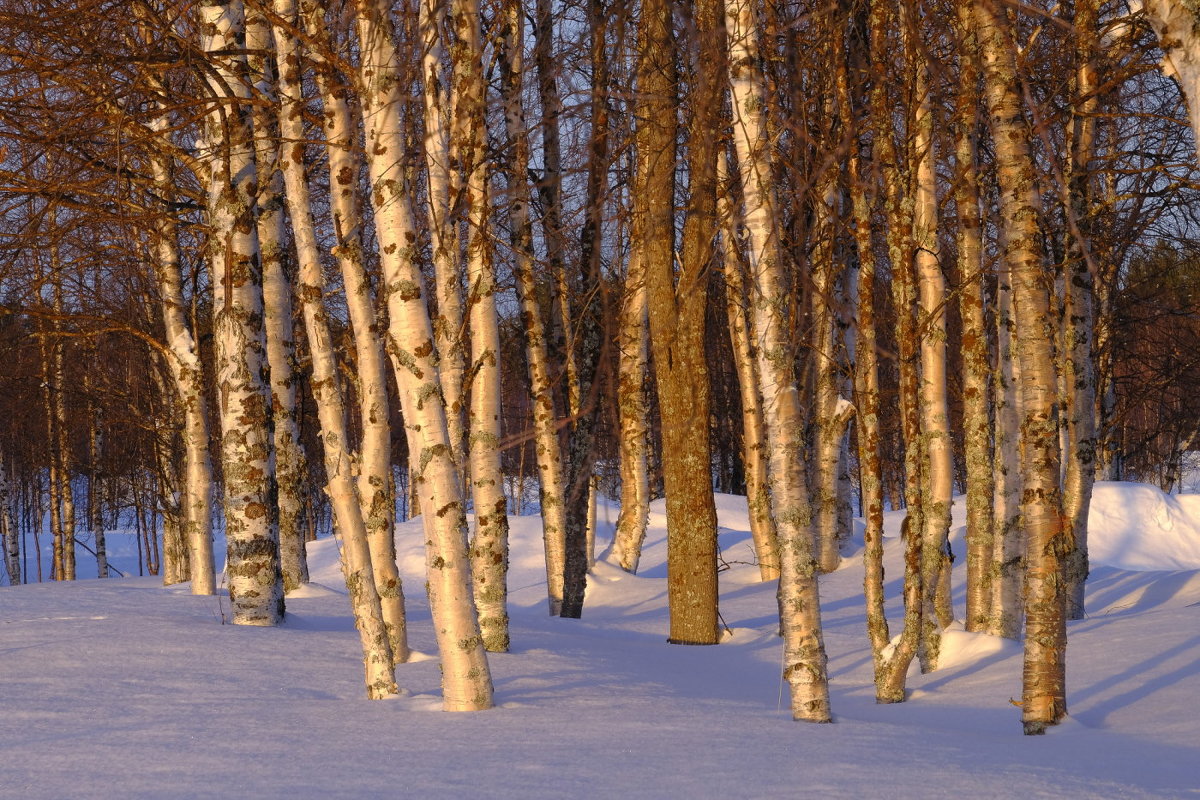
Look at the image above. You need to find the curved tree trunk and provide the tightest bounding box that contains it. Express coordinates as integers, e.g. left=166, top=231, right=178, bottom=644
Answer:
left=353, top=0, right=493, bottom=710
left=301, top=0, right=409, bottom=663
left=273, top=0, right=399, bottom=696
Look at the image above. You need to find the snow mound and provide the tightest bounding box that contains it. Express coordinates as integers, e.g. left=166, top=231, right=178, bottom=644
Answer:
left=1089, top=482, right=1200, bottom=571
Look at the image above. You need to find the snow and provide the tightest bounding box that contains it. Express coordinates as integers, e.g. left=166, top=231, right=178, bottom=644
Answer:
left=3, top=484, right=1200, bottom=797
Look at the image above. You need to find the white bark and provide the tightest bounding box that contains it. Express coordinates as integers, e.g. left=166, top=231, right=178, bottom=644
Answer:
left=352, top=0, right=493, bottom=710
left=727, top=0, right=830, bottom=722
left=419, top=0, right=468, bottom=475
left=609, top=251, right=651, bottom=573
left=272, top=0, right=399, bottom=696
left=1, top=456, right=18, bottom=585
left=246, top=10, right=309, bottom=593
left=718, top=168, right=779, bottom=581
left=146, top=97, right=216, bottom=596
left=200, top=0, right=284, bottom=626
left=299, top=0, right=409, bottom=663
left=451, top=0, right=511, bottom=653
left=498, top=0, right=567, bottom=615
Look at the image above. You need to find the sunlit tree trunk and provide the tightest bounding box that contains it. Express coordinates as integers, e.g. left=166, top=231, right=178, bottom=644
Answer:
left=497, top=0, right=567, bottom=614
left=450, top=0, right=511, bottom=653
left=146, top=91, right=216, bottom=595
left=273, top=0, right=400, bottom=694
left=641, top=0, right=722, bottom=644
left=1, top=456, right=18, bottom=585
left=1061, top=0, right=1099, bottom=621
left=905, top=1, right=953, bottom=667
left=810, top=159, right=853, bottom=575
left=727, top=0, right=831, bottom=721
left=200, top=0, right=285, bottom=627
left=975, top=0, right=1067, bottom=734
left=717, top=159, right=778, bottom=580
left=246, top=9, right=309, bottom=593
left=352, top=0, right=493, bottom=710
left=867, top=0, right=924, bottom=701
left=609, top=247, right=651, bottom=573
left=300, top=0, right=408, bottom=662
left=418, top=0, right=467, bottom=474
left=954, top=0, right=993, bottom=633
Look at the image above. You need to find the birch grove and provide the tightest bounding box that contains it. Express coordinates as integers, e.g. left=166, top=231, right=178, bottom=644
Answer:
left=3, top=0, right=1197, bottom=736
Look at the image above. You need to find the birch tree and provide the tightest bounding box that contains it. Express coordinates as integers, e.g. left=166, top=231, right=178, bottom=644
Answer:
left=450, top=0, right=511, bottom=652
left=352, top=0, right=493, bottom=710
left=974, top=0, right=1068, bottom=733
left=199, top=0, right=285, bottom=626
left=727, top=0, right=831, bottom=721
left=299, top=0, right=409, bottom=663
left=496, top=0, right=568, bottom=615
left=271, top=0, right=400, bottom=694
left=246, top=7, right=309, bottom=592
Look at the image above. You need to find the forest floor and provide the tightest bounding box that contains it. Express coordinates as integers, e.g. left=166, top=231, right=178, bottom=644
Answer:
left=2, top=482, right=1199, bottom=798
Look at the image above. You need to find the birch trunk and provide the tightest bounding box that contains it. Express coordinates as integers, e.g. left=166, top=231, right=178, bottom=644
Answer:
left=1061, top=0, right=1099, bottom=621
left=1, top=456, right=18, bottom=585
left=147, top=100, right=216, bottom=596
left=954, top=0, right=994, bottom=633
left=200, top=0, right=285, bottom=627
left=246, top=10, right=310, bottom=593
left=609, top=249, right=651, bottom=573
left=867, top=0, right=925, bottom=700
left=418, top=0, right=467, bottom=474
left=990, top=256, right=1024, bottom=638
left=975, top=0, right=1067, bottom=733
left=907, top=2, right=953, bottom=667
left=300, top=0, right=409, bottom=663
left=497, top=0, right=567, bottom=614
left=50, top=278, right=75, bottom=581
left=352, top=0, right=493, bottom=710
left=717, top=158, right=778, bottom=580
left=811, top=168, right=852, bottom=575
left=727, top=0, right=831, bottom=720
left=451, top=0, right=511, bottom=652
left=273, top=0, right=400, bottom=694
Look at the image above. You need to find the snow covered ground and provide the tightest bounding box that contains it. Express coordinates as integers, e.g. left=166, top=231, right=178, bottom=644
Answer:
left=3, top=482, right=1200, bottom=798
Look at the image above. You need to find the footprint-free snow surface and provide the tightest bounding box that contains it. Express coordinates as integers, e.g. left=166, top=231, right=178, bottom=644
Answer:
left=3, top=482, right=1200, bottom=798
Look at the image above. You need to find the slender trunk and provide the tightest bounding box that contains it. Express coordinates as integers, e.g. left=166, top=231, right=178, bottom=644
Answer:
left=352, top=0, right=493, bottom=710
left=497, top=0, right=568, bottom=614
left=451, top=0, right=511, bottom=652
left=275, top=0, right=400, bottom=694
left=727, top=0, right=830, bottom=720
left=717, top=155, right=778, bottom=580
left=246, top=9, right=310, bottom=593
left=146, top=93, right=216, bottom=595
left=975, top=0, right=1067, bottom=734
left=200, top=0, right=285, bottom=627
left=1, top=456, right=18, bottom=585
left=810, top=158, right=852, bottom=575
left=868, top=0, right=924, bottom=701
left=419, top=0, right=467, bottom=473
left=954, top=0, right=993, bottom=633
left=905, top=1, right=953, bottom=667
left=301, top=0, right=409, bottom=662
left=609, top=247, right=651, bottom=573
left=1061, top=0, right=1099, bottom=621
left=990, top=270, right=1024, bottom=638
